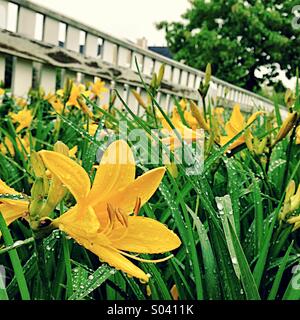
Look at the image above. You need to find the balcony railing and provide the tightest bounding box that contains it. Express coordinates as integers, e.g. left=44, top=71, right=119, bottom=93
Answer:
left=0, top=0, right=287, bottom=117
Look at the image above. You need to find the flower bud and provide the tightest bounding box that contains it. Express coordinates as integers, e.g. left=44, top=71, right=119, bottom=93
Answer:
left=54, top=141, right=69, bottom=156
left=132, top=90, right=147, bottom=110
left=190, top=101, right=210, bottom=131
left=157, top=64, right=165, bottom=87
left=274, top=112, right=298, bottom=145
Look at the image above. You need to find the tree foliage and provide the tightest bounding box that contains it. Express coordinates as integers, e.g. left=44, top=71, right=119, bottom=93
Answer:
left=157, top=0, right=300, bottom=92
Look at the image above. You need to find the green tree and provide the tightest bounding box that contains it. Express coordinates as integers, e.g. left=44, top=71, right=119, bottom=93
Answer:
left=157, top=0, right=300, bottom=92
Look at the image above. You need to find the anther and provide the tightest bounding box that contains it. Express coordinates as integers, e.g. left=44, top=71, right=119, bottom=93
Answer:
left=133, top=197, right=141, bottom=216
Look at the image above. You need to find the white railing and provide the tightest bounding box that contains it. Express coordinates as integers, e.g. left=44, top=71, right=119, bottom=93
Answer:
left=0, top=0, right=287, bottom=116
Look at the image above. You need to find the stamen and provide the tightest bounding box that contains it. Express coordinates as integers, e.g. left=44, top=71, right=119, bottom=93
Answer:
left=116, top=208, right=128, bottom=227
left=101, top=203, right=116, bottom=236
left=107, top=203, right=116, bottom=224
left=133, top=197, right=141, bottom=216
left=115, top=248, right=174, bottom=263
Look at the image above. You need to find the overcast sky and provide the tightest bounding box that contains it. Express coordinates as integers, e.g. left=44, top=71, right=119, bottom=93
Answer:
left=30, top=0, right=189, bottom=46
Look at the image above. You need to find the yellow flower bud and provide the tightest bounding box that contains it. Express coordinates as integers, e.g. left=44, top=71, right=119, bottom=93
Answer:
left=190, top=101, right=210, bottom=131
left=244, top=130, right=254, bottom=152
left=29, top=177, right=46, bottom=229
left=281, top=181, right=300, bottom=227
left=54, top=141, right=69, bottom=156
left=290, top=184, right=300, bottom=213
left=205, top=63, right=211, bottom=87
left=285, top=89, right=296, bottom=108
left=274, top=112, right=298, bottom=145
left=131, top=90, right=147, bottom=110
left=166, top=162, right=179, bottom=179
left=157, top=64, right=165, bottom=87
left=31, top=150, right=49, bottom=186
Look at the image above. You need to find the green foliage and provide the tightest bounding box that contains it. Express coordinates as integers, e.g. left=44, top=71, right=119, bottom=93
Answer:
left=0, top=71, right=299, bottom=300
left=157, top=0, right=300, bottom=92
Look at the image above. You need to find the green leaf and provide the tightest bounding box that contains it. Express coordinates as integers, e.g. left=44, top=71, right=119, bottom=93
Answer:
left=268, top=241, right=294, bottom=300
left=69, top=264, right=116, bottom=300
left=0, top=212, right=30, bottom=300
left=228, top=220, right=261, bottom=300
left=187, top=206, right=221, bottom=299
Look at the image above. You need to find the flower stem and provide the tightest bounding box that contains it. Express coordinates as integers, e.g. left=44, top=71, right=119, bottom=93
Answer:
left=281, top=119, right=299, bottom=194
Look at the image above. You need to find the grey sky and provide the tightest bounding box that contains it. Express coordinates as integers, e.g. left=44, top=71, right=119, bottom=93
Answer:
left=30, top=0, right=189, bottom=46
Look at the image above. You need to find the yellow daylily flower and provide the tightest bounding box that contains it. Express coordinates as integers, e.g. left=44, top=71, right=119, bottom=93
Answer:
left=56, top=89, right=64, bottom=97
left=0, top=88, right=5, bottom=96
left=10, top=109, right=33, bottom=133
left=0, top=137, right=15, bottom=156
left=161, top=109, right=203, bottom=150
left=280, top=180, right=300, bottom=224
left=90, top=79, right=108, bottom=98
left=184, top=110, right=198, bottom=130
left=179, top=99, right=187, bottom=111
left=155, top=108, right=168, bottom=122
left=1, top=134, right=31, bottom=157
left=66, top=84, right=81, bottom=108
left=66, top=84, right=93, bottom=117
left=285, top=182, right=300, bottom=231
left=15, top=98, right=28, bottom=108
left=219, top=104, right=263, bottom=150
left=39, top=140, right=181, bottom=282
left=214, top=107, right=225, bottom=126
left=69, top=146, right=78, bottom=158
left=0, top=178, right=28, bottom=227
left=84, top=122, right=99, bottom=136
left=47, top=95, right=65, bottom=114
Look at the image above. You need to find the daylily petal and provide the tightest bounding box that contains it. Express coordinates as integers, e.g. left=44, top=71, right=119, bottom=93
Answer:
left=219, top=135, right=245, bottom=150
left=226, top=104, right=244, bottom=135
left=94, top=167, right=166, bottom=222
left=0, top=179, right=20, bottom=195
left=39, top=151, right=91, bottom=203
left=54, top=212, right=149, bottom=281
left=91, top=244, right=150, bottom=282
left=0, top=201, right=28, bottom=226
left=246, top=111, right=264, bottom=126
left=88, top=140, right=136, bottom=206
left=54, top=205, right=100, bottom=235
left=111, top=216, right=181, bottom=254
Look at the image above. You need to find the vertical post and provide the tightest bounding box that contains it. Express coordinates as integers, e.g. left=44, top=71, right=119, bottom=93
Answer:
left=0, top=0, right=6, bottom=85
left=65, top=26, right=80, bottom=52
left=0, top=0, right=7, bottom=83
left=0, top=0, right=8, bottom=29
left=164, top=65, right=172, bottom=83
left=40, top=17, right=60, bottom=93
left=18, top=7, right=36, bottom=38
left=43, top=16, right=59, bottom=45
left=102, top=40, right=117, bottom=64
left=11, top=7, right=36, bottom=96
left=11, top=57, right=33, bottom=97
left=0, top=55, right=5, bottom=85
left=85, top=34, right=98, bottom=58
